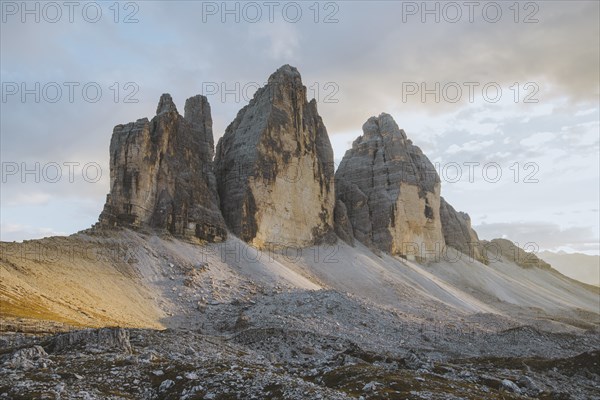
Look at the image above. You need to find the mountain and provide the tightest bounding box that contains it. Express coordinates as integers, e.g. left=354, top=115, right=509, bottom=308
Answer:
left=98, top=94, right=227, bottom=242
left=215, top=65, right=335, bottom=249
left=334, top=113, right=488, bottom=264
left=1, top=65, right=598, bottom=399
left=335, top=113, right=445, bottom=260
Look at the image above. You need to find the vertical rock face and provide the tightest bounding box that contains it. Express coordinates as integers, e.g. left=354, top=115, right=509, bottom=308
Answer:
left=439, top=198, right=487, bottom=264
left=215, top=65, right=335, bottom=248
left=98, top=94, right=227, bottom=242
left=333, top=200, right=354, bottom=246
left=335, top=113, right=445, bottom=259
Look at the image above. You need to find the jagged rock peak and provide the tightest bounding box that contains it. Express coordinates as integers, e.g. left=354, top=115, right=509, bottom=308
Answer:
left=156, top=93, right=178, bottom=115
left=184, top=95, right=210, bottom=125
left=215, top=65, right=335, bottom=248
left=267, top=64, right=302, bottom=84
left=98, top=93, right=227, bottom=242
left=184, top=95, right=214, bottom=156
left=361, top=113, right=408, bottom=141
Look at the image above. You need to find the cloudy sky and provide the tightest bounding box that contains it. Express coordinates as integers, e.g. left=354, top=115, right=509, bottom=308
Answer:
left=1, top=1, right=599, bottom=256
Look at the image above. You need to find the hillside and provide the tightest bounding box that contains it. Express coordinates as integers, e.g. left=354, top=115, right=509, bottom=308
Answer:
left=2, top=229, right=597, bottom=333
left=2, top=229, right=599, bottom=398
left=539, top=251, right=600, bottom=286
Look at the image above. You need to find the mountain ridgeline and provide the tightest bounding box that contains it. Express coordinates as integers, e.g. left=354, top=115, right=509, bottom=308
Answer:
left=98, top=65, right=509, bottom=264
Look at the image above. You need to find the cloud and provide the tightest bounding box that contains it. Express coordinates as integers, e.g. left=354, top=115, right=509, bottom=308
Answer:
left=249, top=22, right=300, bottom=61
left=0, top=0, right=598, bottom=246
left=519, top=132, right=556, bottom=148
left=446, top=140, right=494, bottom=155
left=4, top=192, right=51, bottom=206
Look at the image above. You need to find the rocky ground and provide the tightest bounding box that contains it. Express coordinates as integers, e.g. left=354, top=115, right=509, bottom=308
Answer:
left=1, top=289, right=599, bottom=399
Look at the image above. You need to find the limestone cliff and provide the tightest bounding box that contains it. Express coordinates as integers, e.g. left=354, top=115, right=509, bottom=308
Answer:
left=215, top=65, right=335, bottom=248
left=335, top=113, right=445, bottom=260
left=439, top=197, right=488, bottom=264
left=98, top=94, right=227, bottom=242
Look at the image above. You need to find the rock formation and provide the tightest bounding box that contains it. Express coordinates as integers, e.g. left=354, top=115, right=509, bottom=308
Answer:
left=439, top=197, right=488, bottom=264
left=333, top=200, right=354, bottom=246
left=335, top=113, right=445, bottom=260
left=98, top=94, right=227, bottom=242
left=47, top=328, right=132, bottom=354
left=215, top=65, right=335, bottom=248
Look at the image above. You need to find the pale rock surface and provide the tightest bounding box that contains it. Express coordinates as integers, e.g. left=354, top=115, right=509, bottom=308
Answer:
left=98, top=94, right=226, bottom=242
left=4, top=345, right=48, bottom=369
left=47, top=328, right=132, bottom=354
left=215, top=65, right=335, bottom=248
left=335, top=113, right=445, bottom=259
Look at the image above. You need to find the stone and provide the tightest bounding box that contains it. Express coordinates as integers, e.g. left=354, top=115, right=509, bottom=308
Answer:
left=47, top=328, right=132, bottom=354
left=439, top=197, right=488, bottom=264
left=159, top=379, right=175, bottom=392
left=184, top=371, right=199, bottom=380
left=4, top=345, right=48, bottom=369
left=518, top=376, right=539, bottom=392
left=98, top=94, right=227, bottom=242
left=335, top=113, right=445, bottom=260
left=215, top=65, right=335, bottom=248
left=362, top=381, right=380, bottom=391
left=501, top=379, right=521, bottom=393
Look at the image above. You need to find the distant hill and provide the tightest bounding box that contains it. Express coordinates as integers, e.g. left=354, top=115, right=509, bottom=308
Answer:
left=539, top=251, right=600, bottom=286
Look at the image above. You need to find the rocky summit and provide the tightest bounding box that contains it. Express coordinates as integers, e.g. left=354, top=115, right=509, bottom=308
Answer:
left=335, top=113, right=445, bottom=260
left=98, top=94, right=227, bottom=242
left=215, top=65, right=335, bottom=248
